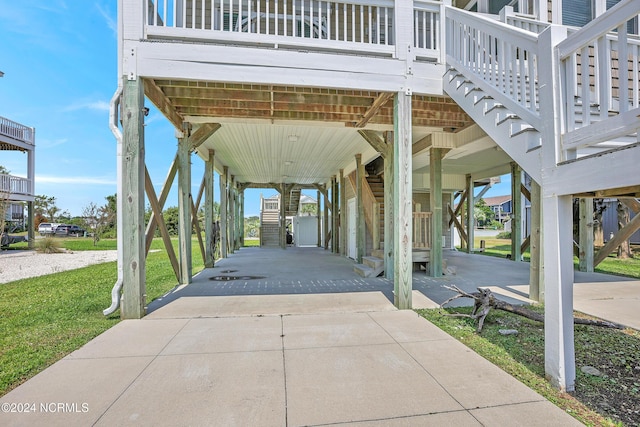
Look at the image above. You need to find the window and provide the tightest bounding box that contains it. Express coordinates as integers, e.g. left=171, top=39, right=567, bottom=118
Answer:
left=562, top=0, right=593, bottom=27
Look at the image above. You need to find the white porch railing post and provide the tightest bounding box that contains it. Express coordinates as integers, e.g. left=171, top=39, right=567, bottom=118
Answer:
left=439, top=0, right=451, bottom=64
left=538, top=24, right=576, bottom=392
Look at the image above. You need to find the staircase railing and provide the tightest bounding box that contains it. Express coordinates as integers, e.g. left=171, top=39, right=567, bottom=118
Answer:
left=445, top=7, right=543, bottom=131
left=557, top=0, right=640, bottom=160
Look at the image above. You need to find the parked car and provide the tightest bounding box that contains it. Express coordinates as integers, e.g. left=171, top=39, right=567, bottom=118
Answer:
left=55, top=225, right=85, bottom=237
left=38, top=223, right=54, bottom=236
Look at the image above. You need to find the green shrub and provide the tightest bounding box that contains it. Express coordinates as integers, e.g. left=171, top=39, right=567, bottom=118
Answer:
left=496, top=231, right=511, bottom=239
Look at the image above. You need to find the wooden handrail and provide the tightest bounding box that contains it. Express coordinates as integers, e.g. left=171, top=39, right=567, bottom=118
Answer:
left=412, top=211, right=432, bottom=249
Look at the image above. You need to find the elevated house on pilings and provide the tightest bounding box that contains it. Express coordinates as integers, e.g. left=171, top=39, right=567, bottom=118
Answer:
left=114, top=0, right=640, bottom=392
left=0, top=115, right=35, bottom=245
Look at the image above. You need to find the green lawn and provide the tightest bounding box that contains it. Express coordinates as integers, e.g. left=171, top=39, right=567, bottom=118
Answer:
left=0, top=237, right=203, bottom=397
left=466, top=237, right=640, bottom=279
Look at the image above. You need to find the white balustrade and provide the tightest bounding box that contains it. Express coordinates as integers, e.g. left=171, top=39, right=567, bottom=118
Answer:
left=0, top=116, right=35, bottom=145
left=0, top=174, right=32, bottom=196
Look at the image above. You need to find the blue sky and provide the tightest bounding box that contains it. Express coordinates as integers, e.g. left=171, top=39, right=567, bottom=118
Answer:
left=0, top=2, right=509, bottom=218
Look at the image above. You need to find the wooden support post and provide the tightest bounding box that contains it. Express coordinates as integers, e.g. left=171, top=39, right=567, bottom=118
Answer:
left=317, top=190, right=321, bottom=247
left=393, top=92, right=412, bottom=309
left=373, top=202, right=380, bottom=251
left=332, top=176, right=339, bottom=253
left=543, top=194, right=575, bottom=392
left=177, top=135, right=192, bottom=285
left=27, top=201, right=34, bottom=249
left=228, top=177, right=235, bottom=254
left=323, top=185, right=330, bottom=250
left=465, top=175, right=475, bottom=253
left=529, top=180, right=543, bottom=301
left=280, top=183, right=287, bottom=249
left=205, top=150, right=215, bottom=268
left=578, top=197, right=594, bottom=272
left=340, top=169, right=346, bottom=255
left=190, top=194, right=206, bottom=265
left=384, top=131, right=394, bottom=280
left=355, top=154, right=365, bottom=263
left=239, top=189, right=245, bottom=247
left=430, top=147, right=443, bottom=277
left=121, top=77, right=146, bottom=319
left=220, top=166, right=228, bottom=258
left=511, top=163, right=523, bottom=262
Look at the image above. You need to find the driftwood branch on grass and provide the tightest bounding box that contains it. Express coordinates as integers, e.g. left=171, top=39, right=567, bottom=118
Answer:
left=440, top=285, right=624, bottom=332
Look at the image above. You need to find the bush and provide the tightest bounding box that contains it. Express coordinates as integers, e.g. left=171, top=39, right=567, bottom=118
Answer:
left=496, top=231, right=511, bottom=239
left=36, top=237, right=63, bottom=254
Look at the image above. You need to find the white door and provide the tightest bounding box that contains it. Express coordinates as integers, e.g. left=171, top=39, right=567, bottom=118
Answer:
left=347, top=198, right=357, bottom=259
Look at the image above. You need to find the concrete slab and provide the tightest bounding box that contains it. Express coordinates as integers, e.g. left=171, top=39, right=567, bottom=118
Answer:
left=160, top=316, right=283, bottom=355
left=284, top=344, right=464, bottom=426
left=369, top=310, right=454, bottom=342
left=470, top=400, right=584, bottom=426
left=95, top=352, right=285, bottom=426
left=402, top=340, right=547, bottom=409
left=341, top=411, right=483, bottom=426
left=0, top=357, right=153, bottom=427
left=147, top=292, right=396, bottom=319
left=65, top=318, right=189, bottom=359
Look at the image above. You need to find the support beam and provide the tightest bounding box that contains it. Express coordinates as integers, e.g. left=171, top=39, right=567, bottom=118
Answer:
left=578, top=197, right=594, bottom=272
left=465, top=175, right=475, bottom=253
left=355, top=154, right=365, bottom=263
left=280, top=183, right=287, bottom=249
left=144, top=79, right=184, bottom=130
left=220, top=166, right=228, bottom=258
left=340, top=169, right=346, bottom=255
left=355, top=92, right=394, bottom=128
left=393, top=92, right=412, bottom=309
left=412, top=134, right=432, bottom=156
left=204, top=150, right=215, bottom=268
left=145, top=155, right=177, bottom=255
left=145, top=167, right=180, bottom=282
left=239, top=189, right=245, bottom=247
left=190, top=194, right=206, bottom=265
left=121, top=77, right=146, bottom=319
left=529, top=180, right=542, bottom=301
left=27, top=201, right=34, bottom=249
left=594, top=211, right=640, bottom=266
left=177, top=136, right=192, bottom=285
left=511, top=163, right=522, bottom=262
left=384, top=131, right=394, bottom=280
left=430, top=148, right=443, bottom=277
left=543, top=194, right=575, bottom=392
left=358, top=130, right=389, bottom=158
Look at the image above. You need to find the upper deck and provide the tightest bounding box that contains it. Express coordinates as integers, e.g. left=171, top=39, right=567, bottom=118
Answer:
left=122, top=0, right=450, bottom=95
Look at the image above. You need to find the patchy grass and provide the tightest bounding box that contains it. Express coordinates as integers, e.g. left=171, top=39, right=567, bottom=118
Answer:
left=418, top=306, right=640, bottom=426
left=243, top=238, right=260, bottom=247
left=467, top=238, right=640, bottom=280
left=0, top=238, right=204, bottom=397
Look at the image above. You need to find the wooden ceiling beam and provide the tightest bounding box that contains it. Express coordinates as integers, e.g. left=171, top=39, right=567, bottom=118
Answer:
left=358, top=129, right=389, bottom=159
left=144, top=79, right=184, bottom=130
left=355, top=92, right=394, bottom=128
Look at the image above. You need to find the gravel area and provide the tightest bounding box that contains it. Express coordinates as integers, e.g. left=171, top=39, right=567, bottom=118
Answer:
left=0, top=250, right=117, bottom=284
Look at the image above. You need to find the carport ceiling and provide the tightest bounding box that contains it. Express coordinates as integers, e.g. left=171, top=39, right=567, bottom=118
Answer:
left=146, top=80, right=482, bottom=185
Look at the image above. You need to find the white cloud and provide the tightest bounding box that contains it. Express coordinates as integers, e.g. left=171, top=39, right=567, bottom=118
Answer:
left=36, top=175, right=116, bottom=185
left=37, top=138, right=68, bottom=149
left=95, top=3, right=117, bottom=35
left=63, top=100, right=110, bottom=112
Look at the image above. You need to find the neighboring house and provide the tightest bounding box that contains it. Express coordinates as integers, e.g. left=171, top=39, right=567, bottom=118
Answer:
left=483, top=195, right=512, bottom=223
left=114, top=0, right=640, bottom=392
left=0, top=115, right=35, bottom=243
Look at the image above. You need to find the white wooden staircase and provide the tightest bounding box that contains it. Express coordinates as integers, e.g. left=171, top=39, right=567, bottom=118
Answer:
left=444, top=4, right=640, bottom=196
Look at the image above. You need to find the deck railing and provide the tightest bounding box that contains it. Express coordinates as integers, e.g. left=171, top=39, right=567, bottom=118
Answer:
left=412, top=211, right=431, bottom=249
left=557, top=0, right=640, bottom=159
left=0, top=174, right=32, bottom=197
left=445, top=7, right=543, bottom=130
left=145, top=0, right=444, bottom=59
left=0, top=117, right=35, bottom=145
